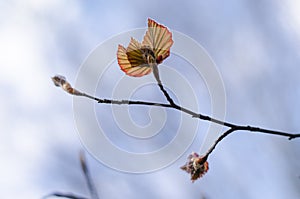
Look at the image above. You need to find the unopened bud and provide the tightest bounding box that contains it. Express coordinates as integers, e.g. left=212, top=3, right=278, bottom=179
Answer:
left=52, top=75, right=82, bottom=96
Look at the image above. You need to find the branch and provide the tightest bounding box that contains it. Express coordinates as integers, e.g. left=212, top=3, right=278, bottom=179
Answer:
left=51, top=75, right=300, bottom=142
left=98, top=98, right=300, bottom=140
left=52, top=75, right=300, bottom=182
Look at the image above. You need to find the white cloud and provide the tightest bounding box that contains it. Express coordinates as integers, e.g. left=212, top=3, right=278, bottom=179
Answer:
left=278, top=0, right=300, bottom=40
left=0, top=1, right=84, bottom=198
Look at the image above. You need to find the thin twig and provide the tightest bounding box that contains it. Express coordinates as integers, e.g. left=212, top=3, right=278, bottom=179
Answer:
left=98, top=98, right=172, bottom=108
left=202, top=128, right=236, bottom=162
left=201, top=124, right=300, bottom=163
left=152, top=65, right=175, bottom=106
left=80, top=151, right=100, bottom=199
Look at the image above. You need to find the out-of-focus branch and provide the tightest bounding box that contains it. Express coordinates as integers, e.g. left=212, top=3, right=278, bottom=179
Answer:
left=44, top=151, right=99, bottom=199
left=43, top=192, right=89, bottom=199
left=80, top=151, right=99, bottom=199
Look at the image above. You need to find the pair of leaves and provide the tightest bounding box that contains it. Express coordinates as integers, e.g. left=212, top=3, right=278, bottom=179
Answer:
left=117, top=19, right=173, bottom=77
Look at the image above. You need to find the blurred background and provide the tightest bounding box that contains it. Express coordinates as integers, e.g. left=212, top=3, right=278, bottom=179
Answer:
left=1, top=0, right=300, bottom=198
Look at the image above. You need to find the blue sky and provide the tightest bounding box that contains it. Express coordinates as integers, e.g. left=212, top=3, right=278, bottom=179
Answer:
left=1, top=0, right=300, bottom=198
